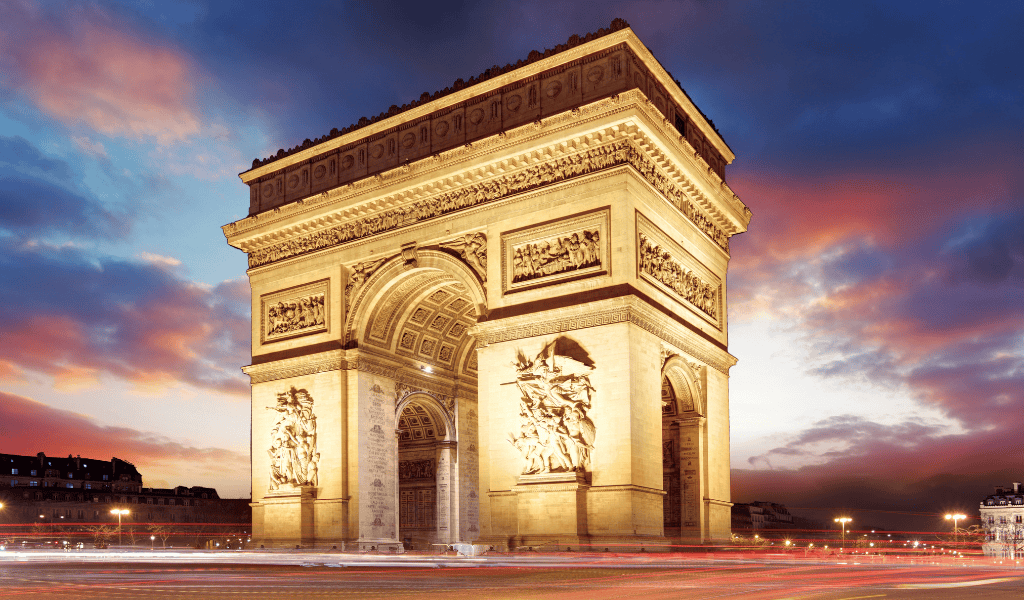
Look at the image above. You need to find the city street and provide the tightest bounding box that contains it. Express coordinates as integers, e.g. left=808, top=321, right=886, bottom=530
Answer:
left=1, top=550, right=1023, bottom=599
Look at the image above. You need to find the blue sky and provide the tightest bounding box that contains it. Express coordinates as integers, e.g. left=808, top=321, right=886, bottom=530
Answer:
left=1, top=0, right=1021, bottom=532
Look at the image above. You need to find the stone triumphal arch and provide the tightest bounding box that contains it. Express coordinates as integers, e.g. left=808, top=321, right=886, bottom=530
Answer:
left=224, top=20, right=751, bottom=551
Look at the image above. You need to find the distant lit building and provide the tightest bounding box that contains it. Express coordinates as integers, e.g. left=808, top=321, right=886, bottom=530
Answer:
left=980, top=482, right=1024, bottom=558
left=0, top=452, right=249, bottom=547
left=731, top=503, right=765, bottom=531
left=732, top=501, right=794, bottom=531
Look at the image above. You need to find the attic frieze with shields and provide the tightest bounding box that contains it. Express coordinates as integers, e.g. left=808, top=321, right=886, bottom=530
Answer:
left=239, top=21, right=732, bottom=216
left=233, top=113, right=740, bottom=270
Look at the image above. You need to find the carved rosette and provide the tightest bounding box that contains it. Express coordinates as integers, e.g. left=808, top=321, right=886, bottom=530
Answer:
left=267, top=387, right=319, bottom=491
left=506, top=336, right=596, bottom=475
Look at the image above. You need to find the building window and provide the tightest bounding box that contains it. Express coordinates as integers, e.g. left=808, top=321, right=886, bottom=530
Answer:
left=67, top=472, right=73, bottom=478
left=30, top=470, right=37, bottom=476
left=1016, top=515, right=1022, bottom=524
left=11, top=469, right=17, bottom=475
left=30, top=481, right=38, bottom=486
left=147, top=498, right=153, bottom=504
left=66, top=483, right=74, bottom=489
left=11, top=480, right=17, bottom=485
left=1000, top=516, right=1007, bottom=524
left=85, top=483, right=91, bottom=490
left=103, top=475, right=109, bottom=481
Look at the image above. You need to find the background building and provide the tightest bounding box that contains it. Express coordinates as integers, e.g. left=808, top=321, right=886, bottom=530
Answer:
left=980, top=482, right=1024, bottom=558
left=0, top=452, right=249, bottom=548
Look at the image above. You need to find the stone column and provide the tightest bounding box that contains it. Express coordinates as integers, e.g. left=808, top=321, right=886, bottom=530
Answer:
left=675, top=416, right=705, bottom=542
left=435, top=441, right=456, bottom=544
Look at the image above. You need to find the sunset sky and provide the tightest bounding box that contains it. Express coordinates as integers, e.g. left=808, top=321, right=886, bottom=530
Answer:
left=1, top=1, right=1021, bottom=533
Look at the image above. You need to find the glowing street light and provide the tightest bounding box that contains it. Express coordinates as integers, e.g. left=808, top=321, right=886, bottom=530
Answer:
left=834, top=517, right=852, bottom=552
left=110, top=509, right=129, bottom=546
left=945, top=513, right=966, bottom=547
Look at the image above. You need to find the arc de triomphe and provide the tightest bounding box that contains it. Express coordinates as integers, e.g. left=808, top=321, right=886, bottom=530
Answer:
left=223, top=20, right=751, bottom=551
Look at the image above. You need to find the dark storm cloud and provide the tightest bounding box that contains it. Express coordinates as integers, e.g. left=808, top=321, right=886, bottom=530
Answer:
left=0, top=239, right=250, bottom=395
left=735, top=419, right=1024, bottom=532
left=0, top=136, right=128, bottom=239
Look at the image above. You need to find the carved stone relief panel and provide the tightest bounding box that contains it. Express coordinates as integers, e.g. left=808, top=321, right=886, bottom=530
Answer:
left=439, top=232, right=487, bottom=282
left=310, top=153, right=339, bottom=194
left=283, top=163, right=311, bottom=204
left=636, top=212, right=722, bottom=329
left=464, top=93, right=502, bottom=142
left=398, top=459, right=434, bottom=480
left=430, top=106, right=466, bottom=154
left=501, top=208, right=610, bottom=294
left=502, top=79, right=541, bottom=130
left=267, top=387, right=319, bottom=491
left=507, top=336, right=596, bottom=475
left=344, top=257, right=387, bottom=313
left=582, top=50, right=627, bottom=102
left=540, top=64, right=582, bottom=118
left=366, top=131, right=399, bottom=174
left=257, top=173, right=284, bottom=212
left=399, top=118, right=432, bottom=164
left=260, top=279, right=329, bottom=344
left=336, top=142, right=368, bottom=186
left=246, top=139, right=730, bottom=269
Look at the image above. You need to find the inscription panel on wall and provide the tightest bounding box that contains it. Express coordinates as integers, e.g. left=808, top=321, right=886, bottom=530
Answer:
left=636, top=212, right=722, bottom=330
left=501, top=208, right=610, bottom=294
left=260, top=279, right=329, bottom=345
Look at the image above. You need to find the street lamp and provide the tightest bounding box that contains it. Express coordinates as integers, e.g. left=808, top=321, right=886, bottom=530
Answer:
left=110, top=509, right=129, bottom=546
left=835, top=517, right=852, bottom=552
left=945, top=513, right=966, bottom=548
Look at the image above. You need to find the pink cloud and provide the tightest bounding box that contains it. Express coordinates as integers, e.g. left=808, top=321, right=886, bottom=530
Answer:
left=734, top=415, right=1024, bottom=532
left=0, top=243, right=252, bottom=397
left=728, top=151, right=1021, bottom=278
left=0, top=2, right=201, bottom=143
left=0, top=391, right=249, bottom=495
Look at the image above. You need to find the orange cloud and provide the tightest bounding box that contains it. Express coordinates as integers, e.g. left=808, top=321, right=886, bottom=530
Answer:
left=0, top=391, right=249, bottom=497
left=728, top=155, right=1020, bottom=273
left=1, top=2, right=201, bottom=143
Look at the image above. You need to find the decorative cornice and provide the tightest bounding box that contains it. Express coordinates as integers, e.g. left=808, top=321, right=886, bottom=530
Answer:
left=242, top=351, right=344, bottom=384
left=470, top=296, right=736, bottom=374
left=225, top=91, right=741, bottom=247
left=242, top=135, right=728, bottom=270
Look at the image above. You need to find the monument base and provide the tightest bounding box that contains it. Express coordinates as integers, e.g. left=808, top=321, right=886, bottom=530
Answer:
left=259, top=486, right=317, bottom=547
left=510, top=471, right=590, bottom=549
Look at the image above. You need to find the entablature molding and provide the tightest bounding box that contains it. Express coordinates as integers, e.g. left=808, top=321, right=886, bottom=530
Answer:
left=469, top=295, right=737, bottom=374
left=342, top=348, right=475, bottom=398
left=242, top=349, right=344, bottom=384
left=227, top=99, right=745, bottom=271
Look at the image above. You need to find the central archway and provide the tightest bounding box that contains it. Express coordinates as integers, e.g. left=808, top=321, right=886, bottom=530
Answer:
left=347, top=250, right=484, bottom=550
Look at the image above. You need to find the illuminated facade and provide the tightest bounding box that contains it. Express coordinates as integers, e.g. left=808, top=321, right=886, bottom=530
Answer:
left=225, top=20, right=750, bottom=551
left=981, top=482, right=1024, bottom=558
